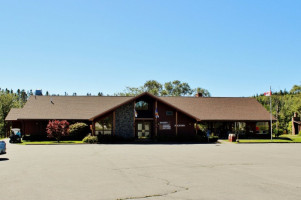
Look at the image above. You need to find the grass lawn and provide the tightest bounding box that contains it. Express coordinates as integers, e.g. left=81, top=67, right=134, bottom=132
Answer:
left=21, top=140, right=84, bottom=145
left=237, top=135, right=301, bottom=143
left=279, top=134, right=301, bottom=142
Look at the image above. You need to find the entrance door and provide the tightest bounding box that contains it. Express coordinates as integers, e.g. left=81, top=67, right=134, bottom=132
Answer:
left=137, top=121, right=151, bottom=139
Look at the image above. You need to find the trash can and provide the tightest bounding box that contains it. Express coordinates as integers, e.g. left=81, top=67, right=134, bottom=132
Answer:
left=228, top=134, right=236, bottom=142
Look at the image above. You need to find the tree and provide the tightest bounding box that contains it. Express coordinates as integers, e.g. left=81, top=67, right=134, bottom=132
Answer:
left=117, top=80, right=210, bottom=97
left=0, top=92, right=20, bottom=137
left=46, top=120, right=69, bottom=142
left=163, top=80, right=193, bottom=96
left=117, top=86, right=144, bottom=96
left=143, top=80, right=163, bottom=96
left=20, top=90, right=28, bottom=104
left=69, top=122, right=89, bottom=140
left=194, top=87, right=211, bottom=97
left=292, top=97, right=301, bottom=117
left=290, top=85, right=301, bottom=94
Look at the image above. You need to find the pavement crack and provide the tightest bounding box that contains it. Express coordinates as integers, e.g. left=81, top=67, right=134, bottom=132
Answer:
left=113, top=168, right=189, bottom=200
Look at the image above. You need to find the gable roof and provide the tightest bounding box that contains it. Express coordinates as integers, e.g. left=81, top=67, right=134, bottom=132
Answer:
left=16, top=95, right=133, bottom=120
left=7, top=92, right=275, bottom=122
left=158, top=96, right=275, bottom=121
left=5, top=108, right=22, bottom=121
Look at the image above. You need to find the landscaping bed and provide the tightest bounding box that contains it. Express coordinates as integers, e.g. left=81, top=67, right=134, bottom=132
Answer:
left=21, top=140, right=84, bottom=145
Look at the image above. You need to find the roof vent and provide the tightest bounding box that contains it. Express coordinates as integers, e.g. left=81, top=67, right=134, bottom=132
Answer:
left=35, top=90, right=43, bottom=96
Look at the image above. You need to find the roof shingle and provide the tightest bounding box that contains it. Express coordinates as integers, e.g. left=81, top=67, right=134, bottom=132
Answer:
left=158, top=96, right=274, bottom=121
left=6, top=93, right=274, bottom=122
left=5, top=108, right=22, bottom=121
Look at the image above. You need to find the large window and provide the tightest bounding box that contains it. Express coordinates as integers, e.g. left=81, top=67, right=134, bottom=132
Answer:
left=256, top=122, right=269, bottom=134
left=95, top=115, right=113, bottom=135
left=232, top=122, right=246, bottom=134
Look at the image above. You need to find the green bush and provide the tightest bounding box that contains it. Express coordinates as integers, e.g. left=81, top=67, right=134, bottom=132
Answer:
left=69, top=122, right=90, bottom=140
left=82, top=134, right=98, bottom=144
left=208, top=136, right=219, bottom=143
left=298, top=130, right=301, bottom=136
left=274, top=129, right=283, bottom=137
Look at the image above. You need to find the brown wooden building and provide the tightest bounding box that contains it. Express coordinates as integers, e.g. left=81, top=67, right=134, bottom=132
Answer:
left=5, top=92, right=275, bottom=140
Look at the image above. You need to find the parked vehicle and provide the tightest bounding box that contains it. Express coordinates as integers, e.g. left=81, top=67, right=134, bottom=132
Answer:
left=0, top=141, right=6, bottom=154
left=9, top=128, right=22, bottom=143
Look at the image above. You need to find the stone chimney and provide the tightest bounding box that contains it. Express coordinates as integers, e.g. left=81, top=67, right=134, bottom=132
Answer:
left=195, top=93, right=203, bottom=97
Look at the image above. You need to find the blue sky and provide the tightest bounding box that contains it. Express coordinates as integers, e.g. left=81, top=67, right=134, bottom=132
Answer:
left=0, top=0, right=300, bottom=97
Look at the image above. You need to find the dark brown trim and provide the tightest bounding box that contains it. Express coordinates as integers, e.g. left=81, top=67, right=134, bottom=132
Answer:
left=17, top=118, right=91, bottom=121
left=176, top=111, right=178, bottom=136
left=155, top=100, right=158, bottom=137
left=133, top=101, right=136, bottom=138
left=112, top=111, right=116, bottom=136
left=199, top=120, right=276, bottom=122
left=135, top=118, right=154, bottom=121
left=92, top=121, right=95, bottom=136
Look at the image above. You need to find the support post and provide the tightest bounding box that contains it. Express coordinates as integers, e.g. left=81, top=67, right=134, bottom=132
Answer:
left=175, top=111, right=178, bottom=136
left=113, top=111, right=116, bottom=136
left=92, top=121, right=95, bottom=136
left=133, top=102, right=136, bottom=137
left=22, top=120, right=25, bottom=136
left=155, top=100, right=158, bottom=137
left=269, top=86, right=273, bottom=141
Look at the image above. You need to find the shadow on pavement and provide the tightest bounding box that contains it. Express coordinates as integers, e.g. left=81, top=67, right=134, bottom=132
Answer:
left=0, top=158, right=9, bottom=161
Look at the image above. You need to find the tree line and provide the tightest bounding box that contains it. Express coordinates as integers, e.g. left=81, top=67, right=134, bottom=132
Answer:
left=1, top=82, right=300, bottom=137
left=255, top=84, right=301, bottom=134
left=116, top=80, right=211, bottom=97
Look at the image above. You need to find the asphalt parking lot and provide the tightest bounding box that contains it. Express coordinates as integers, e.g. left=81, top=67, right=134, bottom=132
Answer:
left=1, top=140, right=301, bottom=200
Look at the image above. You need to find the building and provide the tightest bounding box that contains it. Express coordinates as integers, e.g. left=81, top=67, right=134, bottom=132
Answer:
left=5, top=92, right=275, bottom=140
left=292, top=113, right=301, bottom=135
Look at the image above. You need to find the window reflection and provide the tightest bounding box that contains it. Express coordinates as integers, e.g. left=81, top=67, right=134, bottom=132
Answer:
left=135, top=101, right=149, bottom=110
left=95, top=115, right=113, bottom=135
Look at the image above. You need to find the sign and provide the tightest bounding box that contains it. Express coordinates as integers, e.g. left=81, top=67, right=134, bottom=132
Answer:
left=175, top=124, right=185, bottom=127
left=159, top=122, right=171, bottom=130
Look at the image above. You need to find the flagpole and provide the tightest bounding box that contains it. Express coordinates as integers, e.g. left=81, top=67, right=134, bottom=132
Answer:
left=269, top=86, right=273, bottom=141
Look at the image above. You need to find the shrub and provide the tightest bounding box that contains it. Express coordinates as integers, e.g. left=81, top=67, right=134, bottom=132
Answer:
left=274, top=129, right=283, bottom=137
left=69, top=122, right=90, bottom=140
left=82, top=134, right=98, bottom=144
left=298, top=130, right=301, bottom=136
left=46, top=120, right=69, bottom=142
left=208, top=136, right=219, bottom=143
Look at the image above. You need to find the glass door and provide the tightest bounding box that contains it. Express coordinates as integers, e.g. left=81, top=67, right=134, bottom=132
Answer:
left=137, top=121, right=151, bottom=139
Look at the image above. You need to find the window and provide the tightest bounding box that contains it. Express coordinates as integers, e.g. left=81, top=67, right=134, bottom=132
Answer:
left=166, top=111, right=173, bottom=116
left=256, top=122, right=269, bottom=134
left=135, top=101, right=149, bottom=110
left=95, top=115, right=113, bottom=135
left=232, top=122, right=246, bottom=134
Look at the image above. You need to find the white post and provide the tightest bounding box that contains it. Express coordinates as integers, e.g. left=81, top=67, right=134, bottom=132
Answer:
left=269, top=86, right=273, bottom=141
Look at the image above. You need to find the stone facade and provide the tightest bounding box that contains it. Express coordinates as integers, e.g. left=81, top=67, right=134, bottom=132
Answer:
left=115, top=102, right=135, bottom=138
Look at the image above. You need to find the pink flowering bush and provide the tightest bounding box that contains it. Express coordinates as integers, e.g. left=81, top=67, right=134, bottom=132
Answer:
left=46, top=120, right=69, bottom=142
